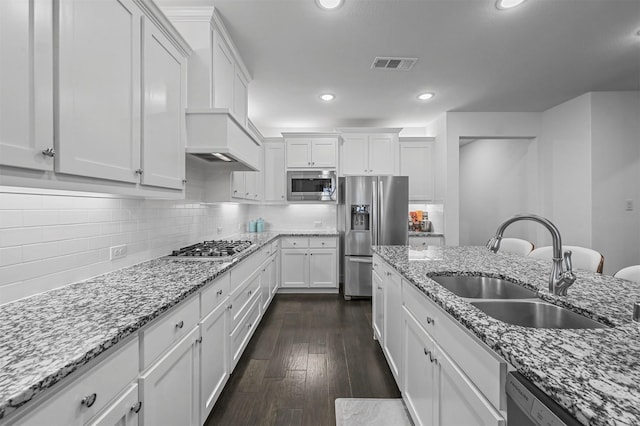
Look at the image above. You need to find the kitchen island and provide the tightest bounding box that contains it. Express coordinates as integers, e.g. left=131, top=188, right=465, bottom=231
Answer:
left=373, top=245, right=640, bottom=426
left=0, top=231, right=336, bottom=424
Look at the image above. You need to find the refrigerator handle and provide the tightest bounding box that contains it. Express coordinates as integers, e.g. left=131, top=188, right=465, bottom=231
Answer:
left=378, top=179, right=384, bottom=245
left=372, top=180, right=378, bottom=246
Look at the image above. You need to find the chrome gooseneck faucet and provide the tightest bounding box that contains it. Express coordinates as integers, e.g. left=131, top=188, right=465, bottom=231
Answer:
left=487, top=214, right=576, bottom=296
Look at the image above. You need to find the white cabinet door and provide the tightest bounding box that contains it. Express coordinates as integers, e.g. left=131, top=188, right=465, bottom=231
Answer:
left=281, top=249, right=308, bottom=287
left=213, top=29, right=234, bottom=111
left=270, top=253, right=279, bottom=296
left=264, top=143, right=286, bottom=202
left=341, top=135, right=368, bottom=175
left=231, top=171, right=245, bottom=199
left=402, top=307, right=437, bottom=426
left=400, top=141, right=434, bottom=200
left=368, top=135, right=395, bottom=175
left=383, top=270, right=403, bottom=387
left=233, top=69, right=248, bottom=127
left=244, top=171, right=260, bottom=201
left=310, top=139, right=337, bottom=167
left=86, top=384, right=140, bottom=426
left=139, top=327, right=199, bottom=426
left=436, top=347, right=505, bottom=426
left=309, top=249, right=337, bottom=288
left=141, top=18, right=185, bottom=190
left=260, top=259, right=273, bottom=312
left=286, top=140, right=311, bottom=168
left=200, top=300, right=229, bottom=423
left=0, top=0, right=53, bottom=171
left=56, top=0, right=141, bottom=183
left=372, top=266, right=384, bottom=341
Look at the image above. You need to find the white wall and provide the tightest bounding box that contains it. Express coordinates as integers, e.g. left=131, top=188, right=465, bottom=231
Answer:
left=0, top=158, right=251, bottom=305
left=442, top=112, right=543, bottom=245
left=590, top=91, right=640, bottom=274
left=459, top=139, right=539, bottom=246
left=539, top=93, right=592, bottom=248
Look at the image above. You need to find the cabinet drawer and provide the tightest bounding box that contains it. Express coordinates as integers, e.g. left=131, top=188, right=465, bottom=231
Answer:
left=140, top=296, right=199, bottom=369
left=230, top=250, right=263, bottom=292
left=20, top=338, right=139, bottom=426
left=201, top=272, right=230, bottom=316
left=229, top=271, right=261, bottom=331
left=230, top=296, right=261, bottom=370
left=270, top=240, right=279, bottom=252
left=403, top=280, right=440, bottom=334
left=280, top=237, right=309, bottom=249
left=309, top=237, right=337, bottom=248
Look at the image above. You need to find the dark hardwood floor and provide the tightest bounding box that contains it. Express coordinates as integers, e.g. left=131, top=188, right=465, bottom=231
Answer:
left=205, top=294, right=400, bottom=426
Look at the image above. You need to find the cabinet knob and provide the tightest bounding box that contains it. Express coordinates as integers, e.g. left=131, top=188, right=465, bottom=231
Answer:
left=426, top=317, right=434, bottom=325
left=217, top=289, right=223, bottom=296
left=281, top=195, right=284, bottom=199
left=175, top=320, right=184, bottom=329
left=81, top=393, right=97, bottom=408
left=135, top=169, right=143, bottom=175
left=321, top=242, right=325, bottom=245
left=312, top=162, right=315, bottom=165
left=182, top=179, right=187, bottom=184
left=41, top=147, right=56, bottom=157
left=247, top=322, right=253, bottom=329
left=248, top=289, right=252, bottom=295
left=131, top=401, right=143, bottom=414
left=228, top=304, right=233, bottom=310
left=196, top=336, right=203, bottom=344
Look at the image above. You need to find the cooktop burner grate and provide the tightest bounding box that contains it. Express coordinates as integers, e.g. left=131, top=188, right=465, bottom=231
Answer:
left=169, top=240, right=254, bottom=259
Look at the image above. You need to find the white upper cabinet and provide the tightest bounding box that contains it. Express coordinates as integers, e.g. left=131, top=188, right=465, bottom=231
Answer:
left=400, top=139, right=434, bottom=201
left=284, top=134, right=338, bottom=168
left=263, top=142, right=286, bottom=202
left=0, top=0, right=54, bottom=171
left=233, top=68, right=249, bottom=128
left=141, top=18, right=187, bottom=190
left=56, top=0, right=142, bottom=183
left=340, top=131, right=399, bottom=176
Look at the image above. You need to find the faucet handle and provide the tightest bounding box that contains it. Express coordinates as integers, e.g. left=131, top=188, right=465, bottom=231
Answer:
left=563, top=250, right=573, bottom=272
left=487, top=236, right=501, bottom=252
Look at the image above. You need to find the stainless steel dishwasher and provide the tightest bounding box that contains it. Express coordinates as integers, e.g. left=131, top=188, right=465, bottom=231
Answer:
left=506, top=372, right=582, bottom=426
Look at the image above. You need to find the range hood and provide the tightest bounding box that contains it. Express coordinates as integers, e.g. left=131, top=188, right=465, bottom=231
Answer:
left=185, top=108, right=261, bottom=171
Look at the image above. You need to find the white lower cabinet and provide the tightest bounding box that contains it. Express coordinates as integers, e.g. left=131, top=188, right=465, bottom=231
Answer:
left=139, top=327, right=200, bottom=426
left=402, top=307, right=437, bottom=426
left=18, top=338, right=139, bottom=426
left=373, top=255, right=507, bottom=426
left=199, top=300, right=229, bottom=423
left=382, top=266, right=402, bottom=386
left=372, top=263, right=384, bottom=341
left=229, top=296, right=261, bottom=371
left=86, top=384, right=141, bottom=426
left=280, top=237, right=338, bottom=289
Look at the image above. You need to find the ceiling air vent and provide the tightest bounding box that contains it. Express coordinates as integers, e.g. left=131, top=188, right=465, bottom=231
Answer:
left=371, top=57, right=418, bottom=71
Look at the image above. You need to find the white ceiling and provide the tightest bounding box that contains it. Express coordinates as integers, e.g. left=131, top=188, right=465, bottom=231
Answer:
left=158, top=0, right=640, bottom=137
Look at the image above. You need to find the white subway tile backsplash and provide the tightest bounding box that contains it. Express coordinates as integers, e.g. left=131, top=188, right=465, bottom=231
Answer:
left=0, top=188, right=252, bottom=304
left=0, top=210, right=23, bottom=228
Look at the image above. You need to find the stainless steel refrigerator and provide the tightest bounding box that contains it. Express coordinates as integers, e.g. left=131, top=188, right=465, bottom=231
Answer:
left=338, top=176, right=408, bottom=299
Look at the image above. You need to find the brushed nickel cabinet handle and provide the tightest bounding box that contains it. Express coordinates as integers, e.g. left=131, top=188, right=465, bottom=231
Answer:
left=131, top=401, right=142, bottom=413
left=41, top=147, right=55, bottom=157
left=217, top=289, right=223, bottom=296
left=135, top=169, right=143, bottom=175
left=196, top=337, right=203, bottom=344
left=175, top=320, right=184, bottom=329
left=81, top=393, right=97, bottom=408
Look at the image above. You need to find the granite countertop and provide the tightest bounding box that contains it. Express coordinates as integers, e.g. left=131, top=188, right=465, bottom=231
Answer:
left=0, top=231, right=337, bottom=420
left=408, top=231, right=445, bottom=237
left=373, top=245, right=640, bottom=426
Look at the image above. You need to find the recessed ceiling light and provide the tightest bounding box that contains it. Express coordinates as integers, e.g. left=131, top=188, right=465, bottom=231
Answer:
left=417, top=92, right=434, bottom=101
left=316, top=0, right=344, bottom=10
left=320, top=93, right=335, bottom=101
left=495, top=0, right=527, bottom=10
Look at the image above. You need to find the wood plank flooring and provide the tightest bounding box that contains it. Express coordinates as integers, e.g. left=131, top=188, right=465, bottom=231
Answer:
left=204, top=294, right=400, bottom=426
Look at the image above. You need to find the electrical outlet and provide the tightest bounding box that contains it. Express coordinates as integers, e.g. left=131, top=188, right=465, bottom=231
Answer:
left=217, top=227, right=223, bottom=235
left=110, top=244, right=128, bottom=260
left=626, top=199, right=634, bottom=211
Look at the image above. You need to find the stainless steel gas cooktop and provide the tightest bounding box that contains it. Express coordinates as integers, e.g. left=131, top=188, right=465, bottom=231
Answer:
left=169, top=240, right=255, bottom=260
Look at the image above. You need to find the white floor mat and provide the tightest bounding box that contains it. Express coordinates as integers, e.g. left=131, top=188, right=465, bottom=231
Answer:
left=335, top=398, right=413, bottom=426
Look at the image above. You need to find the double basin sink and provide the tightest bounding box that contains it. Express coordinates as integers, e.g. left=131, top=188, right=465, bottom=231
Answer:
left=430, top=275, right=607, bottom=329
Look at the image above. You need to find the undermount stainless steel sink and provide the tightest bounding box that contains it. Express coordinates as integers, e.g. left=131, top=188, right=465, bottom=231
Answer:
left=470, top=300, right=608, bottom=329
left=431, top=275, right=537, bottom=299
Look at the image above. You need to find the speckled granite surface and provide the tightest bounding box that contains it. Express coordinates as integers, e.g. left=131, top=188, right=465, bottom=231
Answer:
left=374, top=245, right=640, bottom=426
left=0, top=231, right=337, bottom=421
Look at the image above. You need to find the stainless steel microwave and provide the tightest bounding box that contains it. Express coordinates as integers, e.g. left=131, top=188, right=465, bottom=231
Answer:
left=287, top=170, right=337, bottom=202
